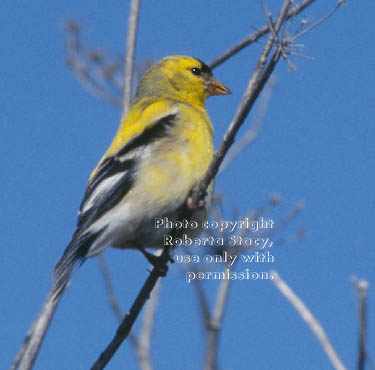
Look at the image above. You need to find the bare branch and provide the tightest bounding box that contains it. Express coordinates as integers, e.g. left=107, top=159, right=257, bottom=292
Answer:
left=271, top=228, right=306, bottom=247
left=209, top=0, right=318, bottom=69
left=357, top=279, right=368, bottom=370
left=90, top=247, right=170, bottom=370
left=98, top=256, right=123, bottom=322
left=183, top=257, right=211, bottom=326
left=63, top=1, right=320, bottom=106
left=10, top=281, right=69, bottom=370
left=201, top=197, right=275, bottom=370
left=265, top=200, right=304, bottom=238
left=10, top=297, right=59, bottom=370
left=122, top=0, right=142, bottom=114
left=136, top=281, right=160, bottom=370
left=204, top=266, right=232, bottom=370
left=64, top=21, right=123, bottom=106
left=98, top=254, right=158, bottom=370
left=290, top=1, right=345, bottom=43
left=190, top=0, right=292, bottom=209
left=13, top=2, right=344, bottom=369
left=351, top=277, right=372, bottom=370
left=271, top=270, right=346, bottom=370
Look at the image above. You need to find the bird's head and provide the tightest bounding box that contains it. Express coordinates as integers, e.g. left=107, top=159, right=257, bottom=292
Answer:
left=134, top=55, right=231, bottom=108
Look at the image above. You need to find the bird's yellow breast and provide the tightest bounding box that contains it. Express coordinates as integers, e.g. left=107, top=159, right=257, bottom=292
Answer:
left=134, top=101, right=213, bottom=207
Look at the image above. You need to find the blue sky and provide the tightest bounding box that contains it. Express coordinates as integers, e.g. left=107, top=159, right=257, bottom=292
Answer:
left=2, top=1, right=375, bottom=369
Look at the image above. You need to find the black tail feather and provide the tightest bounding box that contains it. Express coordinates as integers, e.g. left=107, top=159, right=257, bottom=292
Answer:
left=52, top=230, right=102, bottom=298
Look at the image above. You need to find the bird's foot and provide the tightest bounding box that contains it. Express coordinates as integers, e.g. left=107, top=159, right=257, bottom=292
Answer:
left=139, top=248, right=173, bottom=276
left=186, top=191, right=207, bottom=211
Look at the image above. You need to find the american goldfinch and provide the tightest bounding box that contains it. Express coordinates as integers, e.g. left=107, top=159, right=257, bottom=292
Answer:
left=54, top=55, right=230, bottom=295
left=15, top=56, right=230, bottom=368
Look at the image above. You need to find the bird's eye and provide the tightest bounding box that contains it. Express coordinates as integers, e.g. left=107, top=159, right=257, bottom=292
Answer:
left=191, top=67, right=202, bottom=76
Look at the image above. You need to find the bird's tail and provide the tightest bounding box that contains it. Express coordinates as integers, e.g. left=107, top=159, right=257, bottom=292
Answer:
left=52, top=230, right=100, bottom=297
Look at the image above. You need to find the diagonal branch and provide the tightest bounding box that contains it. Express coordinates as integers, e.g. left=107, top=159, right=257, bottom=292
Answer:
left=92, top=1, right=299, bottom=365
left=98, top=254, right=158, bottom=370
left=90, top=247, right=170, bottom=370
left=271, top=270, right=346, bottom=370
left=10, top=292, right=61, bottom=370
left=12, top=1, right=345, bottom=370
left=190, top=0, right=292, bottom=208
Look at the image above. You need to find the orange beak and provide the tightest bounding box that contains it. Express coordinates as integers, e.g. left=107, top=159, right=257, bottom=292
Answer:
left=207, top=76, right=231, bottom=96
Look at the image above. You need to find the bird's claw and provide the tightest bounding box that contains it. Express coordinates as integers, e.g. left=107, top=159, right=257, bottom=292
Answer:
left=186, top=192, right=207, bottom=211
left=139, top=248, right=173, bottom=276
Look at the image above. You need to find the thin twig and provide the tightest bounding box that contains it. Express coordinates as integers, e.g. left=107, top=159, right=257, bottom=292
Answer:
left=209, top=0, right=318, bottom=69
left=351, top=277, right=371, bottom=370
left=264, top=200, right=304, bottom=238
left=290, top=1, right=345, bottom=43
left=202, top=200, right=272, bottom=370
left=271, top=270, right=346, bottom=370
left=67, top=57, right=123, bottom=106
left=98, top=255, right=123, bottom=322
left=10, top=279, right=70, bottom=370
left=357, top=280, right=368, bottom=370
left=64, top=0, right=320, bottom=108
left=190, top=0, right=292, bottom=208
left=65, top=22, right=123, bottom=106
left=13, top=1, right=343, bottom=368
left=204, top=265, right=232, bottom=370
left=183, top=257, right=211, bottom=326
left=271, top=228, right=306, bottom=247
left=10, top=295, right=60, bottom=370
left=122, top=0, right=141, bottom=114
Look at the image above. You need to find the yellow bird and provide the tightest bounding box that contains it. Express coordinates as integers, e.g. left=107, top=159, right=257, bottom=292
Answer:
left=53, top=55, right=231, bottom=295
left=14, top=56, right=230, bottom=369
